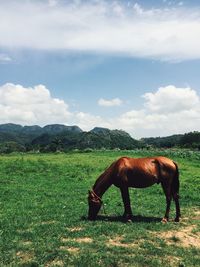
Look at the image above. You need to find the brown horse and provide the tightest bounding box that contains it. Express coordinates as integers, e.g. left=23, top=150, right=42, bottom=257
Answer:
left=88, top=156, right=180, bottom=222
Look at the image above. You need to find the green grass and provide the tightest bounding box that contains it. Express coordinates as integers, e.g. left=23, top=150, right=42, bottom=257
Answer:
left=0, top=150, right=200, bottom=266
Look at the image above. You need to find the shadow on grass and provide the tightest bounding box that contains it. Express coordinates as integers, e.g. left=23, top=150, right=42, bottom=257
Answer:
left=81, top=215, right=161, bottom=223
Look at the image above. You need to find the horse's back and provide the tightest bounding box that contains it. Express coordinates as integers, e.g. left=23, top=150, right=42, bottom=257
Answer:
left=113, top=157, right=159, bottom=188
left=113, top=156, right=176, bottom=188
left=155, top=156, right=175, bottom=167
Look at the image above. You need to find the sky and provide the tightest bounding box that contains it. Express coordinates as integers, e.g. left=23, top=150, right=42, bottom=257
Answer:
left=0, top=0, right=200, bottom=138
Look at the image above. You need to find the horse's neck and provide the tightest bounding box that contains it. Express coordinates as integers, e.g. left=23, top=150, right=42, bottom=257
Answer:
left=93, top=172, right=112, bottom=198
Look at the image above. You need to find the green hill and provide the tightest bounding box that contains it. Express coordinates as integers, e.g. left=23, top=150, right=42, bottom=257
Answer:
left=31, top=127, right=140, bottom=152
left=142, top=132, right=200, bottom=149
left=0, top=124, right=140, bottom=152
left=0, top=123, right=199, bottom=153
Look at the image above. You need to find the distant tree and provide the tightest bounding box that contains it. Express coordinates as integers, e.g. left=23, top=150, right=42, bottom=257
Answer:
left=141, top=135, right=183, bottom=148
left=180, top=132, right=200, bottom=149
left=0, top=142, right=25, bottom=153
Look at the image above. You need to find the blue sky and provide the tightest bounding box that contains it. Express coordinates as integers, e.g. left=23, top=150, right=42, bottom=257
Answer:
left=0, top=0, right=200, bottom=138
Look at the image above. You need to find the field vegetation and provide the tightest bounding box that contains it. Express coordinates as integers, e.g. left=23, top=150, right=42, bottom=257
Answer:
left=0, top=149, right=200, bottom=266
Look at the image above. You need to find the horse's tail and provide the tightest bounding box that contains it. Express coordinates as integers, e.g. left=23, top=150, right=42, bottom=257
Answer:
left=171, top=161, right=180, bottom=198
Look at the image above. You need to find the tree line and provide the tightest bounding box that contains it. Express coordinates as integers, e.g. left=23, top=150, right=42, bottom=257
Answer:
left=0, top=124, right=199, bottom=153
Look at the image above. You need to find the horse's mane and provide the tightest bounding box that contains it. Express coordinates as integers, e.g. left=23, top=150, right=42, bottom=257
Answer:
left=93, top=160, right=117, bottom=189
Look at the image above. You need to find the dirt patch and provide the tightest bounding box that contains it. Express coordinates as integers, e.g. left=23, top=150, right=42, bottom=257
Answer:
left=66, top=227, right=83, bottom=232
left=159, top=225, right=200, bottom=248
left=181, top=208, right=200, bottom=223
left=60, top=246, right=80, bottom=253
left=75, top=237, right=93, bottom=243
left=16, top=251, right=34, bottom=263
left=193, top=210, right=200, bottom=220
left=46, top=259, right=64, bottom=267
left=21, top=241, right=32, bottom=246
left=41, top=220, right=57, bottom=225
left=17, top=228, right=33, bottom=234
left=160, top=255, right=181, bottom=266
left=107, top=236, right=138, bottom=248
left=61, top=237, right=93, bottom=244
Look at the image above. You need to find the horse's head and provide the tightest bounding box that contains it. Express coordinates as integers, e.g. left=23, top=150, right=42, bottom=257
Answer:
left=88, top=190, right=102, bottom=220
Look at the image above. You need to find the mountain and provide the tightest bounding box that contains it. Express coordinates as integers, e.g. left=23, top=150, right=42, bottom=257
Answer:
left=0, top=123, right=199, bottom=152
left=0, top=132, right=20, bottom=143
left=0, top=123, right=23, bottom=133
left=0, top=124, right=38, bottom=145
left=141, top=134, right=183, bottom=148
left=31, top=127, right=140, bottom=151
left=43, top=124, right=82, bottom=134
left=0, top=123, right=82, bottom=135
left=0, top=123, right=140, bottom=152
left=22, top=125, right=43, bottom=135
left=142, top=131, right=200, bottom=149
left=90, top=127, right=131, bottom=137
left=0, top=123, right=82, bottom=144
left=90, top=127, right=111, bottom=135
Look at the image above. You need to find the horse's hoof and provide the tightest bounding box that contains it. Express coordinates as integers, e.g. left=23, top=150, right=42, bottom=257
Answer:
left=122, top=216, right=133, bottom=223
left=122, top=217, right=132, bottom=223
left=161, top=217, right=168, bottom=223
left=122, top=213, right=133, bottom=223
left=174, top=217, right=180, bottom=222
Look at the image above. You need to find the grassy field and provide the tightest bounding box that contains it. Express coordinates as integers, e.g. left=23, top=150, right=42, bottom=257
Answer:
left=0, top=150, right=200, bottom=267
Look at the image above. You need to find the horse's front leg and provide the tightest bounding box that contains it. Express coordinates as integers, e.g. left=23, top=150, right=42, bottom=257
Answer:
left=120, top=186, right=133, bottom=222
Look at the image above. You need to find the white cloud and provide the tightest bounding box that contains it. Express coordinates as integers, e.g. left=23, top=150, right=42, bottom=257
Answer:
left=48, top=0, right=58, bottom=7
left=0, top=53, right=12, bottom=63
left=143, top=85, right=199, bottom=113
left=85, top=85, right=200, bottom=137
left=73, top=112, right=110, bottom=131
left=0, top=83, right=199, bottom=138
left=98, top=98, right=123, bottom=107
left=0, top=83, right=71, bottom=125
left=116, top=85, right=200, bottom=137
left=1, top=1, right=200, bottom=61
left=0, top=82, right=110, bottom=131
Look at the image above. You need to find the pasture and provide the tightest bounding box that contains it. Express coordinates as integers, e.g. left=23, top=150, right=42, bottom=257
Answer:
left=0, top=150, right=200, bottom=266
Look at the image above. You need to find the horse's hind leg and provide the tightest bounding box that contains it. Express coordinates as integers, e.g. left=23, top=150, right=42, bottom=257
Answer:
left=120, top=186, right=133, bottom=222
left=161, top=182, right=172, bottom=223
left=172, top=193, right=181, bottom=222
